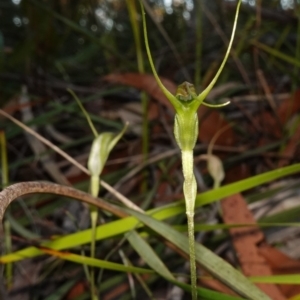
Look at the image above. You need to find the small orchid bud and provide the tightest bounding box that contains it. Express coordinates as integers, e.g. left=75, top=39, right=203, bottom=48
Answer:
left=207, top=154, right=225, bottom=188
left=200, top=154, right=225, bottom=189
left=175, top=82, right=197, bottom=103
left=87, top=123, right=128, bottom=196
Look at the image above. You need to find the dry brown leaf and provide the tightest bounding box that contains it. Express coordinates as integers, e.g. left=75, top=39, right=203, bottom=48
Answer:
left=277, top=124, right=300, bottom=167
left=278, top=90, right=300, bottom=125
left=259, top=244, right=300, bottom=273
left=276, top=90, right=300, bottom=167
left=103, top=72, right=176, bottom=109
left=66, top=281, right=86, bottom=300
left=259, top=244, right=300, bottom=298
left=222, top=193, right=286, bottom=300
left=249, top=90, right=300, bottom=154
left=198, top=106, right=236, bottom=145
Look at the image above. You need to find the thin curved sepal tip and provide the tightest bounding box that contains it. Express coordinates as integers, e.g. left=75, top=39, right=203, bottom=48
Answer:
left=139, top=0, right=180, bottom=111
left=196, top=0, right=241, bottom=106
left=202, top=100, right=230, bottom=108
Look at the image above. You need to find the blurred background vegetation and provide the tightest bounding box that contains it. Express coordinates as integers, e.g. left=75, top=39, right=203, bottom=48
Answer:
left=1, top=0, right=298, bottom=95
left=1, top=0, right=300, bottom=299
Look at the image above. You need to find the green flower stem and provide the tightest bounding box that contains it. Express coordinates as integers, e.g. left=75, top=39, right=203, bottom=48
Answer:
left=182, top=150, right=197, bottom=299
left=182, top=150, right=197, bottom=214
left=90, top=175, right=101, bottom=300
left=187, top=212, right=197, bottom=300
left=175, top=109, right=199, bottom=299
left=90, top=207, right=98, bottom=300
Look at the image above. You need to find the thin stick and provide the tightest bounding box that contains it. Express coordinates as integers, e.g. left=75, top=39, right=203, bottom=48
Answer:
left=0, top=182, right=127, bottom=222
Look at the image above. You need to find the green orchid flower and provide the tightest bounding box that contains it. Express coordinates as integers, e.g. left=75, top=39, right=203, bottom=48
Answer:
left=68, top=88, right=128, bottom=300
left=140, top=1, right=242, bottom=299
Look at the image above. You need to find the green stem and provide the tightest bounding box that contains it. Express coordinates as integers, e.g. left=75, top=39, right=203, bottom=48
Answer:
left=127, top=0, right=149, bottom=190
left=187, top=212, right=197, bottom=300
left=90, top=176, right=100, bottom=300
left=90, top=208, right=98, bottom=300
left=182, top=151, right=197, bottom=214
left=181, top=150, right=197, bottom=299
